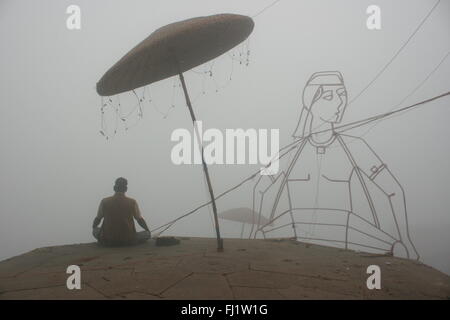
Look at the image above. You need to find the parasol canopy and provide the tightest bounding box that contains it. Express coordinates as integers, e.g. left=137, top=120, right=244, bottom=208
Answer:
left=97, top=14, right=254, bottom=96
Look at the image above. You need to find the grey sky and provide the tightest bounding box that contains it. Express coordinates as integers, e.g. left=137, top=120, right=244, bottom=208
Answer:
left=0, top=0, right=449, bottom=274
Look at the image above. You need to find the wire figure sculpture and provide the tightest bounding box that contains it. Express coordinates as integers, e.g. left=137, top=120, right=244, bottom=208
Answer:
left=249, top=71, right=420, bottom=259
left=150, top=90, right=449, bottom=246
left=146, top=0, right=449, bottom=261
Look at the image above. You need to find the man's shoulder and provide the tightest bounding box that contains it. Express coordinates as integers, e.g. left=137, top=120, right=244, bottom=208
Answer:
left=121, top=194, right=136, bottom=200
left=101, top=196, right=114, bottom=202
left=124, top=195, right=138, bottom=205
left=102, top=194, right=138, bottom=205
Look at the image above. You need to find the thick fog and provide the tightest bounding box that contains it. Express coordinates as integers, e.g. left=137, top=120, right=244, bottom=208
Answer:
left=1, top=0, right=449, bottom=275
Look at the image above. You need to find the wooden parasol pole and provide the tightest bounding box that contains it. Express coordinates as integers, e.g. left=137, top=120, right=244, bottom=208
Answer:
left=178, top=71, right=224, bottom=252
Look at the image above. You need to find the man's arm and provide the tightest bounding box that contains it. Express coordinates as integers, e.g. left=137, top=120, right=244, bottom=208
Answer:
left=137, top=217, right=150, bottom=232
left=93, top=200, right=104, bottom=228
left=133, top=201, right=150, bottom=232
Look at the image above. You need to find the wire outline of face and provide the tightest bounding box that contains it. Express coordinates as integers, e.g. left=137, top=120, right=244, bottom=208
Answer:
left=310, top=85, right=348, bottom=124
left=292, top=71, right=347, bottom=138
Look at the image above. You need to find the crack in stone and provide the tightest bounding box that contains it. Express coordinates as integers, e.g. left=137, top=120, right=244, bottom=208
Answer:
left=249, top=264, right=347, bottom=282
left=158, top=272, right=194, bottom=296
left=224, top=274, right=236, bottom=300
left=230, top=284, right=282, bottom=290
left=0, top=284, right=63, bottom=295
left=113, top=290, right=162, bottom=299
left=84, top=282, right=110, bottom=299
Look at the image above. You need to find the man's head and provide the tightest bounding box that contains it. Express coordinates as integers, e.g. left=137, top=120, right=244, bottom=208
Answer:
left=113, top=177, right=128, bottom=193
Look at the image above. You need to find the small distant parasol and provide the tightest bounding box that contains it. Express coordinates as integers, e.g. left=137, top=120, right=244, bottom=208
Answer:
left=219, top=207, right=272, bottom=238
left=96, top=14, right=254, bottom=251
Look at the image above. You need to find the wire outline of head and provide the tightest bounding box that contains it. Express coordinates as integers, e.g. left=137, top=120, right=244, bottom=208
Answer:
left=293, top=71, right=347, bottom=138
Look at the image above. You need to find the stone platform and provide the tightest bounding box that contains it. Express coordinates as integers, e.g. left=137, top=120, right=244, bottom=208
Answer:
left=0, top=237, right=449, bottom=299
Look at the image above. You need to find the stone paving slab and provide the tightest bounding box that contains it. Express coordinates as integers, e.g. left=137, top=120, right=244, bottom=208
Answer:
left=0, top=285, right=105, bottom=300
left=231, top=286, right=285, bottom=300
left=0, top=237, right=449, bottom=299
left=162, top=273, right=233, bottom=299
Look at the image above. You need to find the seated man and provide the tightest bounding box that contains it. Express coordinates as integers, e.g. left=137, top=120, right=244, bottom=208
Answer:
left=92, top=177, right=151, bottom=246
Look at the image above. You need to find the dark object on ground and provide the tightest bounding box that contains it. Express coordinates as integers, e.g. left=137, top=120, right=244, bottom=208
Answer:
left=155, top=236, right=180, bottom=246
